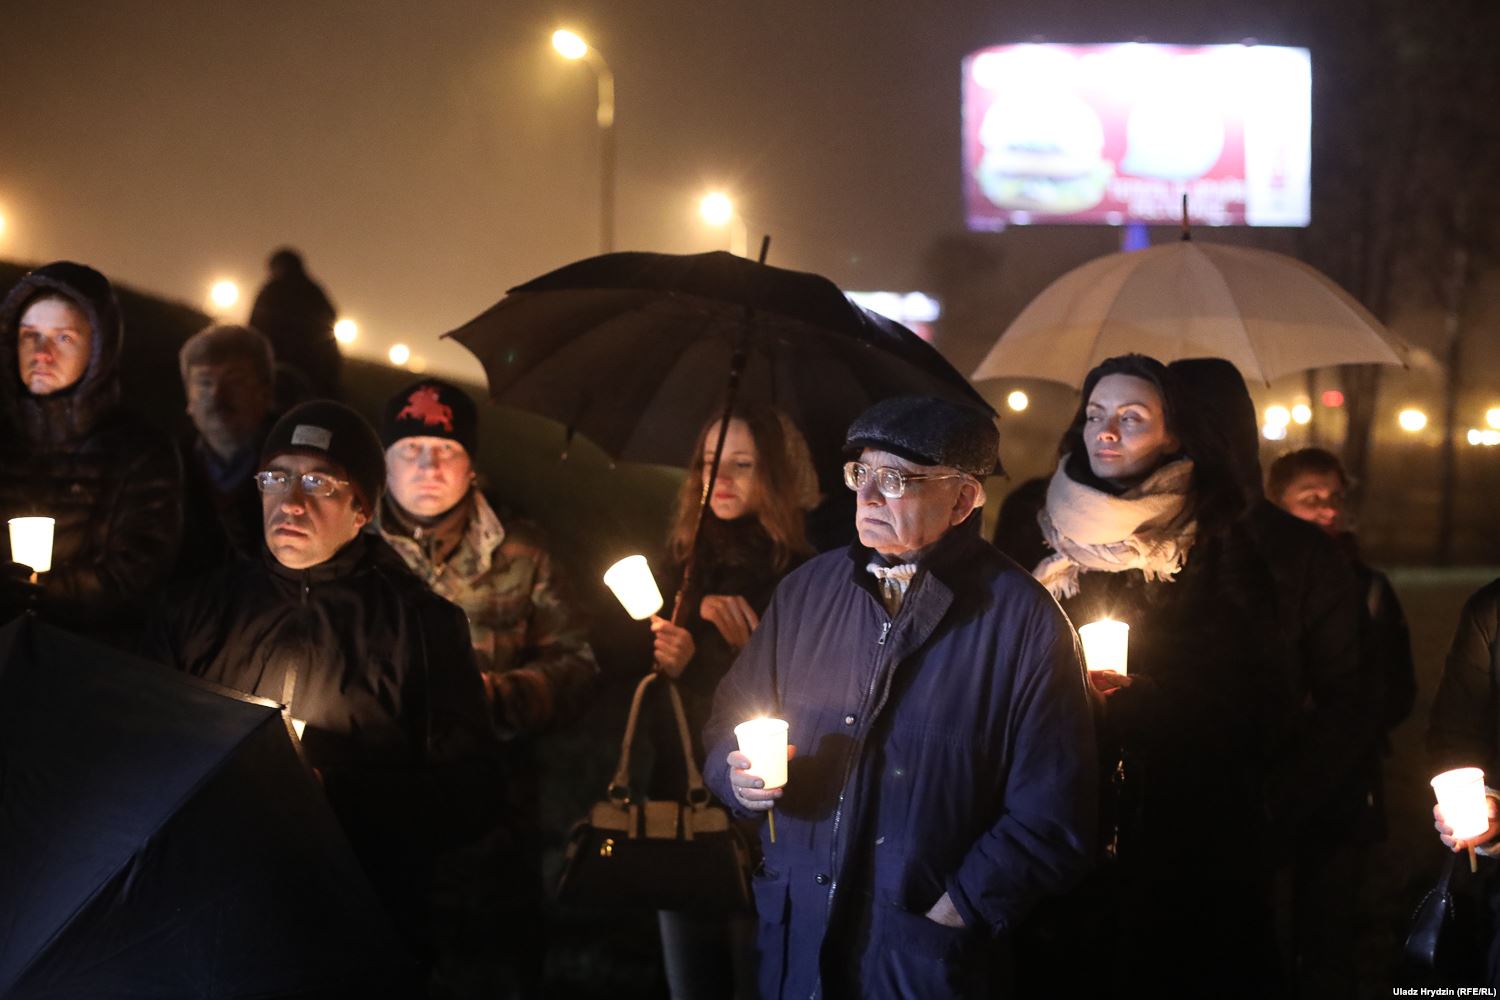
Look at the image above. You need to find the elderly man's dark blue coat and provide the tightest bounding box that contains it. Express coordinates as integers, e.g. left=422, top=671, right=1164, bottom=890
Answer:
left=703, top=526, right=1098, bottom=999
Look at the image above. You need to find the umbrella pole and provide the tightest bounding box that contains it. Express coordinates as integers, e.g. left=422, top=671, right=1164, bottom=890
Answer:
left=669, top=335, right=748, bottom=628
left=669, top=236, right=770, bottom=627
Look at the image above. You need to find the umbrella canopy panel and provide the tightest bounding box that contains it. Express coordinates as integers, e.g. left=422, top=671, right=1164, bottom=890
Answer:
left=0, top=616, right=414, bottom=997
left=447, top=251, right=992, bottom=470
left=972, top=241, right=1409, bottom=388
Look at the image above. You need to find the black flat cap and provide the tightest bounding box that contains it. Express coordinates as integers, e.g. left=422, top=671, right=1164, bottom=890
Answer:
left=845, top=396, right=1002, bottom=478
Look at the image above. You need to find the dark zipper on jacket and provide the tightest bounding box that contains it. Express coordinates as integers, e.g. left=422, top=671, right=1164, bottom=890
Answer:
left=817, top=594, right=909, bottom=997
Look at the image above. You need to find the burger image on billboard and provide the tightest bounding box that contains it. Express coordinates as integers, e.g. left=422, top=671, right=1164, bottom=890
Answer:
left=976, top=94, right=1112, bottom=214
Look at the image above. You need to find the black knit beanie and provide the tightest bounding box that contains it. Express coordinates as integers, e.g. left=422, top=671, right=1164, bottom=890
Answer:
left=261, top=400, right=385, bottom=512
left=380, top=378, right=478, bottom=455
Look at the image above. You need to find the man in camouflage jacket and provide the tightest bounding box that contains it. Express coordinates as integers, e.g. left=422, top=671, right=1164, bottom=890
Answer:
left=375, top=378, right=597, bottom=737
left=376, top=378, right=597, bottom=999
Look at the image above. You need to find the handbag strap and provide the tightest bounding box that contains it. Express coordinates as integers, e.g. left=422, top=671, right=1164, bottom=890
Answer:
left=608, top=672, right=710, bottom=805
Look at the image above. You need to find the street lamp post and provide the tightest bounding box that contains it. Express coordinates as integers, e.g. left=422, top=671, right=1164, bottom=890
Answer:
left=553, top=29, right=615, bottom=254
left=699, top=191, right=748, bottom=257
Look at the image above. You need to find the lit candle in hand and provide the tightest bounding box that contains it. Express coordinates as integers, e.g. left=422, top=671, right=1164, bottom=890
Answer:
left=9, top=516, right=55, bottom=580
left=603, top=555, right=664, bottom=620
left=735, top=717, right=789, bottom=789
left=1079, top=619, right=1129, bottom=674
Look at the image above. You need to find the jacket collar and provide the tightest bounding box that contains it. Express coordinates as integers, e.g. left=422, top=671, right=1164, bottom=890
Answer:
left=262, top=528, right=371, bottom=585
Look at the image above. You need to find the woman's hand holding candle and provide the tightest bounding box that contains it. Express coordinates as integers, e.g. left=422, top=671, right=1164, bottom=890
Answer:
left=726, top=745, right=796, bottom=811
left=650, top=617, right=695, bottom=678
left=1434, top=797, right=1500, bottom=853
left=1087, top=671, right=1133, bottom=696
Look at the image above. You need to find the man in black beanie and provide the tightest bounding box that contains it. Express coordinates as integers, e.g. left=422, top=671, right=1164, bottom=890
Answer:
left=375, top=378, right=596, bottom=999
left=702, top=395, right=1098, bottom=999
left=144, top=400, right=503, bottom=973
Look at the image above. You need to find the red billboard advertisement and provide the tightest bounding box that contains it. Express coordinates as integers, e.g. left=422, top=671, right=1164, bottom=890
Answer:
left=963, top=43, right=1311, bottom=228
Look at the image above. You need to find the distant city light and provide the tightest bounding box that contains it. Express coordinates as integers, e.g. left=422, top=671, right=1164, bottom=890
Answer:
left=333, top=318, right=358, bottom=345
left=1265, top=405, right=1291, bottom=428
left=209, top=280, right=240, bottom=310
left=1261, top=422, right=1288, bottom=442
left=1468, top=429, right=1500, bottom=447
left=388, top=343, right=411, bottom=366
left=1487, top=407, right=1500, bottom=430
left=699, top=191, right=734, bottom=227
left=551, top=29, right=588, bottom=60
left=847, top=291, right=942, bottom=324
left=1291, top=403, right=1312, bottom=425
left=1397, top=408, right=1428, bottom=433
left=1006, top=390, right=1029, bottom=412
left=1321, top=389, right=1345, bottom=408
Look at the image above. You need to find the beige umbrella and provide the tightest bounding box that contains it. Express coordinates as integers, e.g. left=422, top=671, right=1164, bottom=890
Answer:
left=971, top=240, right=1411, bottom=387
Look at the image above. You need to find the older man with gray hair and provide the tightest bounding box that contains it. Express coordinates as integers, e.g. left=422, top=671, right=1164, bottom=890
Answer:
left=174, top=323, right=278, bottom=579
left=703, top=395, right=1098, bottom=999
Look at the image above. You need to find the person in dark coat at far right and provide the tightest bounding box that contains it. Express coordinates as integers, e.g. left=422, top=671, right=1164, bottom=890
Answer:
left=0, top=261, right=182, bottom=647
left=703, top=396, right=1098, bottom=1000
left=143, top=400, right=504, bottom=979
left=1168, top=358, right=1381, bottom=1000
left=249, top=247, right=341, bottom=400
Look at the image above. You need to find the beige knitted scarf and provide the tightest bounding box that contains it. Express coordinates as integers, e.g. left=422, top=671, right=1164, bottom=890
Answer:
left=1033, top=456, right=1198, bottom=599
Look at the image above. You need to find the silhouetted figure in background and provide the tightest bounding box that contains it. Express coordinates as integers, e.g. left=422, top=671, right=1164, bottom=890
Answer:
left=174, top=324, right=277, bottom=581
left=0, top=261, right=182, bottom=646
left=250, top=247, right=340, bottom=400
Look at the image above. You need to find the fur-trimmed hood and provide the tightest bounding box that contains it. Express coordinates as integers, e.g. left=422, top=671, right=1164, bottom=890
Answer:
left=0, top=260, right=124, bottom=448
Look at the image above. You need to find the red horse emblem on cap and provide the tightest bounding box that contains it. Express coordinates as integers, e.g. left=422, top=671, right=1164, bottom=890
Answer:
left=397, top=386, right=454, bottom=431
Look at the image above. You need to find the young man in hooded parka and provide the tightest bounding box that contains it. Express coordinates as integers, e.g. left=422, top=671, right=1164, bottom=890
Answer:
left=0, top=261, right=182, bottom=645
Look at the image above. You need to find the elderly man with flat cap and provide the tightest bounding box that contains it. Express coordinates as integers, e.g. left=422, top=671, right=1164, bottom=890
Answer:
left=703, top=396, right=1098, bottom=999
left=145, top=400, right=503, bottom=974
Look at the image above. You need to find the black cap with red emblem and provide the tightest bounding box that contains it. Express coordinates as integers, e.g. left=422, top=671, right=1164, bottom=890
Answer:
left=380, top=378, right=478, bottom=455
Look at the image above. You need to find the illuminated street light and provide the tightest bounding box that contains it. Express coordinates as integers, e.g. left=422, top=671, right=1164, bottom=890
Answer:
left=1265, top=405, right=1291, bottom=428
left=1006, top=390, right=1029, bottom=412
left=1487, top=407, right=1500, bottom=430
left=388, top=343, right=411, bottom=366
left=1321, top=389, right=1345, bottom=409
left=333, top=318, right=358, bottom=345
left=209, top=280, right=240, bottom=311
left=1397, top=408, right=1428, bottom=433
left=1291, top=403, right=1312, bottom=425
left=699, top=191, right=748, bottom=257
left=552, top=28, right=615, bottom=253
left=1261, top=422, right=1288, bottom=442
left=0, top=210, right=7, bottom=239
left=551, top=29, right=588, bottom=60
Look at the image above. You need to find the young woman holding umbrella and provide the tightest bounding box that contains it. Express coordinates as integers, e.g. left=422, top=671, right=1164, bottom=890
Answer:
left=1020, top=354, right=1290, bottom=997
left=648, top=402, right=817, bottom=1000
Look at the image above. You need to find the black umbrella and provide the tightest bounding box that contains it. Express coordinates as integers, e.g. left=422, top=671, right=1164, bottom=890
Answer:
left=446, top=248, right=994, bottom=621
left=444, top=249, right=993, bottom=471
left=0, top=615, right=419, bottom=997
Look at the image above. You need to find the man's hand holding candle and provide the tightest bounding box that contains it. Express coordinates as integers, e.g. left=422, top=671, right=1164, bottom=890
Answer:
left=726, top=745, right=796, bottom=811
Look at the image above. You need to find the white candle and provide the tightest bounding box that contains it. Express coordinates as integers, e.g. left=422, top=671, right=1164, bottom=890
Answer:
left=734, top=717, right=789, bottom=789
left=1432, top=767, right=1490, bottom=841
left=1079, top=619, right=1129, bottom=674
left=8, top=516, right=55, bottom=574
left=603, top=555, right=664, bottom=620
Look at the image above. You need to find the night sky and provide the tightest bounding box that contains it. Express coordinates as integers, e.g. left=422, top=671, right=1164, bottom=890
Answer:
left=0, top=0, right=1307, bottom=379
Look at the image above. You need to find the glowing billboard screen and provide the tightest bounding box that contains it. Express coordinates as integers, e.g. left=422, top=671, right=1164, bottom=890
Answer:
left=963, top=44, right=1311, bottom=228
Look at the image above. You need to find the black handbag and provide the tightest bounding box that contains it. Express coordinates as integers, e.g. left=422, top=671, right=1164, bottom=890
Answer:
left=1402, top=852, right=1487, bottom=983
left=556, top=673, right=753, bottom=911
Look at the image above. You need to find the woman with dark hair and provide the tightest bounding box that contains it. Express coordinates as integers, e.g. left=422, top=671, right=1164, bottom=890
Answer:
left=1021, top=354, right=1291, bottom=996
left=648, top=403, right=817, bottom=1000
